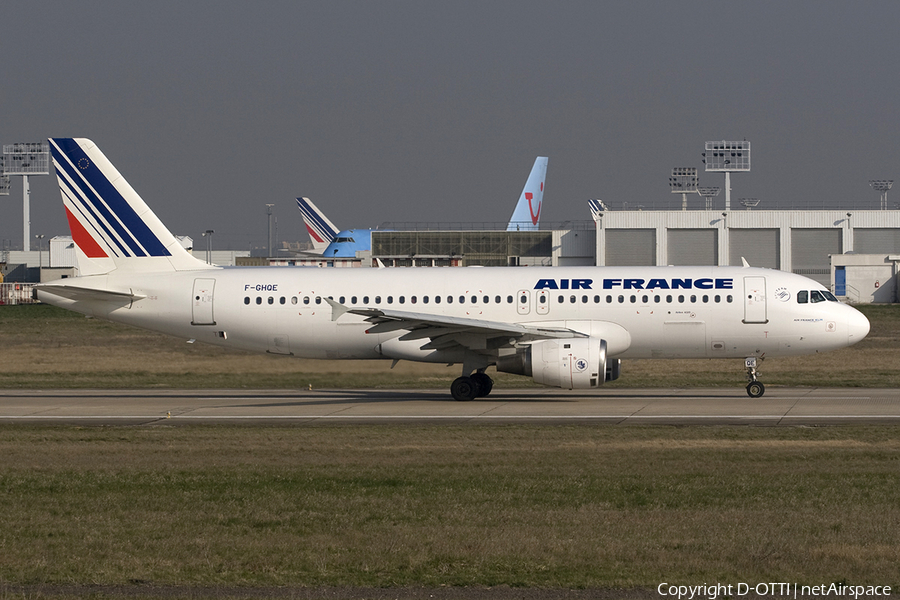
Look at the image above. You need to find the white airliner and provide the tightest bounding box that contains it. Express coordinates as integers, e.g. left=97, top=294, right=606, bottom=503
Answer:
left=36, top=139, right=870, bottom=400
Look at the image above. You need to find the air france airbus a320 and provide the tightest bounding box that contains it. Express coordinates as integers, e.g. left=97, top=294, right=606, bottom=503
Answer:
left=36, top=139, right=870, bottom=400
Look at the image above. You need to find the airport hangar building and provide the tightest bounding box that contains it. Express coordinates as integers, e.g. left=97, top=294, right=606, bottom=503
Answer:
left=275, top=208, right=900, bottom=304
left=5, top=210, right=900, bottom=305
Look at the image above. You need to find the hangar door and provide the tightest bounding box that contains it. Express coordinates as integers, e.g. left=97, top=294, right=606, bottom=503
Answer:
left=668, top=229, right=717, bottom=266
left=729, top=229, right=780, bottom=269
left=606, top=229, right=656, bottom=266
left=791, top=229, right=841, bottom=286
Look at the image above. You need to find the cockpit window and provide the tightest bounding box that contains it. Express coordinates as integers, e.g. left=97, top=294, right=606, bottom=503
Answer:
left=822, top=291, right=838, bottom=302
left=810, top=290, right=826, bottom=303
left=334, top=237, right=355, bottom=243
left=797, top=290, right=808, bottom=304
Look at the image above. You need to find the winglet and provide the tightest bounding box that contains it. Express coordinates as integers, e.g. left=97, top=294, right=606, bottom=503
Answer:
left=741, top=257, right=750, bottom=268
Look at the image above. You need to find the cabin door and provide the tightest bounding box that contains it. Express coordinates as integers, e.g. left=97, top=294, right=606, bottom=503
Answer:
left=743, top=276, right=767, bottom=324
left=191, top=278, right=216, bottom=325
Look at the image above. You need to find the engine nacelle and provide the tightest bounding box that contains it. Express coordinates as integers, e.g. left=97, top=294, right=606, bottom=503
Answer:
left=497, top=337, right=610, bottom=389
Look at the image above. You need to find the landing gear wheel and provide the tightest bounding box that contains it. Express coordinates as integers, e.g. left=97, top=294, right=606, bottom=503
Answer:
left=470, top=373, right=493, bottom=398
left=746, top=381, right=765, bottom=398
left=451, top=376, right=478, bottom=401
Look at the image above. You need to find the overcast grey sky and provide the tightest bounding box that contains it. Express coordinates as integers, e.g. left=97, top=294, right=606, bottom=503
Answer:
left=2, top=1, right=899, bottom=250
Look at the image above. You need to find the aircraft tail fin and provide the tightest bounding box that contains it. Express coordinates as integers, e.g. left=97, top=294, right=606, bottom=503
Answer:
left=297, top=197, right=339, bottom=253
left=49, top=138, right=209, bottom=275
left=507, top=157, right=548, bottom=231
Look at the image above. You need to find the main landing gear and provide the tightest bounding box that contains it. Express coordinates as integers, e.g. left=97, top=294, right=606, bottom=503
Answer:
left=745, top=356, right=765, bottom=398
left=450, top=371, right=494, bottom=401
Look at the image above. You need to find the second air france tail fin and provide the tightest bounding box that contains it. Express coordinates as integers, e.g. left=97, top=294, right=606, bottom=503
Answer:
left=296, top=197, right=339, bottom=254
left=507, top=157, right=548, bottom=231
left=49, top=138, right=209, bottom=275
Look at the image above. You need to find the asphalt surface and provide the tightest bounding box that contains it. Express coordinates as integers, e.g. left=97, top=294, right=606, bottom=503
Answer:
left=1, top=387, right=898, bottom=425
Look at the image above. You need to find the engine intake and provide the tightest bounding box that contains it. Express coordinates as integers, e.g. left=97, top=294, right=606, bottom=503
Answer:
left=497, top=337, right=614, bottom=389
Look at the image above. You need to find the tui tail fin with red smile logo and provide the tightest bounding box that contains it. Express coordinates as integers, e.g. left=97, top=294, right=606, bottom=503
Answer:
left=507, top=157, right=548, bottom=231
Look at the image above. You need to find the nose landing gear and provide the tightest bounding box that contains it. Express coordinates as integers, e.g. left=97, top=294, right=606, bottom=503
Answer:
left=745, top=356, right=765, bottom=398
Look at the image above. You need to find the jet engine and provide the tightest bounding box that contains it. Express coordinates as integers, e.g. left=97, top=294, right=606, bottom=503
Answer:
left=497, top=337, right=619, bottom=389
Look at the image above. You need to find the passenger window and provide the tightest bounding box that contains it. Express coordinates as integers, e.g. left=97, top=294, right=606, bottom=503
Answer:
left=280, top=297, right=286, bottom=305
left=315, top=297, right=321, bottom=305
left=618, top=295, right=625, bottom=303
left=714, top=295, right=720, bottom=303
left=435, top=296, right=441, bottom=304
left=538, top=294, right=547, bottom=304
left=471, top=296, right=477, bottom=304
left=338, top=296, right=344, bottom=304
left=630, top=295, right=636, bottom=303
left=244, top=297, right=250, bottom=305
left=702, top=295, right=709, bottom=303
left=519, top=295, right=526, bottom=304
left=448, top=296, right=454, bottom=304
left=483, top=296, right=489, bottom=304
left=363, top=296, right=369, bottom=304
left=642, top=295, right=648, bottom=303
left=810, top=290, right=826, bottom=303
left=459, top=296, right=465, bottom=304
left=268, top=297, right=274, bottom=305
left=375, top=296, right=381, bottom=304
left=303, top=296, right=310, bottom=305
left=256, top=297, right=262, bottom=305
left=570, top=295, right=577, bottom=303
left=691, top=295, right=697, bottom=303
left=727, top=295, right=733, bottom=303
left=422, top=296, right=428, bottom=304
left=603, top=295, right=609, bottom=303
left=797, top=290, right=808, bottom=304
left=351, top=296, right=357, bottom=304
left=495, top=296, right=501, bottom=303
left=558, top=295, right=564, bottom=303
left=678, top=295, right=685, bottom=303
left=387, top=296, right=394, bottom=304
left=399, top=296, right=405, bottom=304
left=654, top=295, right=661, bottom=303
left=507, top=295, right=514, bottom=303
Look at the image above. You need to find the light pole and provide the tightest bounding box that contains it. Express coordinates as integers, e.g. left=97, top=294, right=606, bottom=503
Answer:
left=202, top=230, right=214, bottom=264
left=266, top=204, right=275, bottom=258
left=669, top=167, right=698, bottom=211
left=869, top=180, right=893, bottom=210
left=35, top=234, right=45, bottom=270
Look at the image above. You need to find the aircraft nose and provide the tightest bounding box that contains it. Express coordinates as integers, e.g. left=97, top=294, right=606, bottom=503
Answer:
left=847, top=308, right=870, bottom=345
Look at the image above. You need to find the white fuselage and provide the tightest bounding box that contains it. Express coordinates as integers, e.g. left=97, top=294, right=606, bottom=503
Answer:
left=41, top=265, right=869, bottom=364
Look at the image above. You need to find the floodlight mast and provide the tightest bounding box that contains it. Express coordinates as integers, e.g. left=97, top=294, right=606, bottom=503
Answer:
left=3, top=142, right=50, bottom=251
left=0, top=157, right=9, bottom=196
left=869, top=180, right=893, bottom=210
left=669, top=167, right=698, bottom=211
left=702, top=141, right=750, bottom=211
left=698, top=187, right=721, bottom=210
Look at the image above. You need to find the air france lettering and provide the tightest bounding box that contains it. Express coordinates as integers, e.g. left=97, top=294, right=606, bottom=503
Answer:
left=533, top=278, right=734, bottom=290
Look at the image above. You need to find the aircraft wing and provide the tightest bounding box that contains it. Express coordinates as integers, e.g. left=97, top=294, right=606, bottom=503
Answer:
left=326, top=298, right=585, bottom=351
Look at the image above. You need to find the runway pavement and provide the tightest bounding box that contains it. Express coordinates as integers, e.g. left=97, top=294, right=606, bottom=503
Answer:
left=1, top=387, right=898, bottom=425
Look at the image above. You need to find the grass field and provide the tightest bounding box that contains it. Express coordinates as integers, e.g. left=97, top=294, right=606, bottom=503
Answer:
left=1, top=304, right=899, bottom=598
left=0, top=425, right=898, bottom=593
left=1, top=303, right=899, bottom=389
